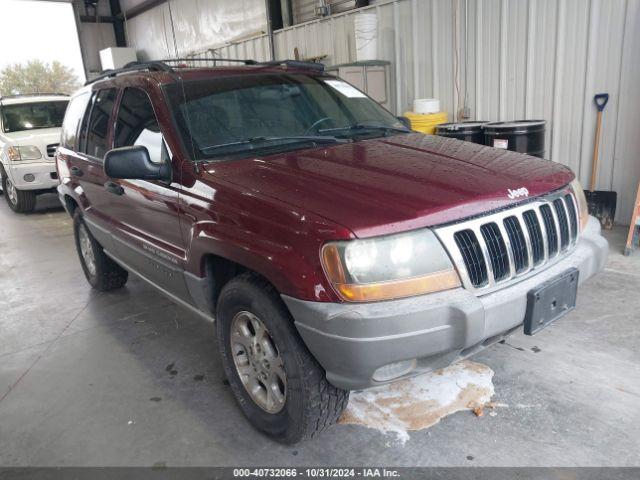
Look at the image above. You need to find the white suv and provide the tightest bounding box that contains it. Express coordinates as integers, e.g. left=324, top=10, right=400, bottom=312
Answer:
left=0, top=94, right=69, bottom=212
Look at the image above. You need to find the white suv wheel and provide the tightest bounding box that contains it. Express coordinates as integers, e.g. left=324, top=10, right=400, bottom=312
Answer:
left=5, top=177, right=17, bottom=205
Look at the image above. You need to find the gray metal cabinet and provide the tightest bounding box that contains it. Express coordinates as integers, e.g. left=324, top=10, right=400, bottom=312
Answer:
left=327, top=61, right=391, bottom=111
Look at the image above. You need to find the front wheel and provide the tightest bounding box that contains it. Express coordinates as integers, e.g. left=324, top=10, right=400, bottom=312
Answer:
left=217, top=273, right=349, bottom=443
left=2, top=175, right=36, bottom=213
left=73, top=211, right=128, bottom=291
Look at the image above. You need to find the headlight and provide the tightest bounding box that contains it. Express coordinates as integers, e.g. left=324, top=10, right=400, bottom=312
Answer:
left=321, top=229, right=461, bottom=302
left=570, top=178, right=589, bottom=232
left=7, top=145, right=42, bottom=161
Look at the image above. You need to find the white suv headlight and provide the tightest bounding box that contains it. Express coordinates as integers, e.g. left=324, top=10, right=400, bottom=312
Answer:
left=7, top=145, right=42, bottom=161
left=321, top=229, right=461, bottom=302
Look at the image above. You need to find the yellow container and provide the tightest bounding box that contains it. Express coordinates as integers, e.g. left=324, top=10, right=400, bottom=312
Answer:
left=404, top=111, right=449, bottom=134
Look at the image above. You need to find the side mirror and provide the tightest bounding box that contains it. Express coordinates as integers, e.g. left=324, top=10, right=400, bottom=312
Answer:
left=397, top=116, right=412, bottom=130
left=104, top=146, right=171, bottom=182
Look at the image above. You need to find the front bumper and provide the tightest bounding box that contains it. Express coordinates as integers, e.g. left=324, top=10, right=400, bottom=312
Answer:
left=4, top=161, right=59, bottom=190
left=283, top=217, right=608, bottom=390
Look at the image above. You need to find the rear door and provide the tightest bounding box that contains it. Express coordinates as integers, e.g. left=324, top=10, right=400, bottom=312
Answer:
left=57, top=90, right=91, bottom=188
left=69, top=88, right=120, bottom=249
left=58, top=89, right=119, bottom=243
left=104, top=86, right=189, bottom=298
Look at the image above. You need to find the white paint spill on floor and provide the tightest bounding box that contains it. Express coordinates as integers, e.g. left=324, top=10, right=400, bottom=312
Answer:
left=338, top=360, right=495, bottom=444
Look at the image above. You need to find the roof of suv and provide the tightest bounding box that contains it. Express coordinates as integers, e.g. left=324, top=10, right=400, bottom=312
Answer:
left=84, top=60, right=327, bottom=89
left=0, top=94, right=70, bottom=105
left=164, top=66, right=327, bottom=83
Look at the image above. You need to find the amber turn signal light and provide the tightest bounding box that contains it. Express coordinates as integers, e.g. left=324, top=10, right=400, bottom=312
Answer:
left=335, top=270, right=461, bottom=302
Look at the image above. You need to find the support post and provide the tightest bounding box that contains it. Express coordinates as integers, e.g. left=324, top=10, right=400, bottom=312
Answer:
left=108, top=0, right=127, bottom=47
left=264, top=0, right=276, bottom=61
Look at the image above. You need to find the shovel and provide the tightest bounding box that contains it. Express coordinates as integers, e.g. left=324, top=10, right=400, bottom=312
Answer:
left=585, top=93, right=617, bottom=230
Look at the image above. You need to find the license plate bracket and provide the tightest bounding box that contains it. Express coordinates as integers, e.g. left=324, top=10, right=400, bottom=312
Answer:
left=524, top=268, right=579, bottom=335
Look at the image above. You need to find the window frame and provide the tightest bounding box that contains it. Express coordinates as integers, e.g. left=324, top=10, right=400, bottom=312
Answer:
left=78, top=92, right=96, bottom=155
left=61, top=92, right=91, bottom=151
left=114, top=86, right=169, bottom=166
left=78, top=87, right=118, bottom=161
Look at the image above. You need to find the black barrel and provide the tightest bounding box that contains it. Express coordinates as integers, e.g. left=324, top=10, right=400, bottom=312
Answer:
left=435, top=121, right=489, bottom=144
left=482, top=120, right=546, bottom=157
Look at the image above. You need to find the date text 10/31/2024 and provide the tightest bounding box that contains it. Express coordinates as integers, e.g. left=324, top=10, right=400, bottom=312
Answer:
left=233, top=468, right=401, bottom=478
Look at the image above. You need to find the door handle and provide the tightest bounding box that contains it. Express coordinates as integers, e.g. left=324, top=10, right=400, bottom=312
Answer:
left=104, top=181, right=124, bottom=196
left=70, top=166, right=83, bottom=177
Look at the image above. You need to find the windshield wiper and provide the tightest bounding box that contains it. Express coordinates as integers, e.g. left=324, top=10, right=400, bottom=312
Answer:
left=318, top=123, right=411, bottom=135
left=201, top=135, right=347, bottom=153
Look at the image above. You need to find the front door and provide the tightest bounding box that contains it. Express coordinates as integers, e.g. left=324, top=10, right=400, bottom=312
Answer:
left=103, top=87, right=189, bottom=299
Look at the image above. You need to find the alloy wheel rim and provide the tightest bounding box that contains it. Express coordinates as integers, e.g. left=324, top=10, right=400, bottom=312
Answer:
left=78, top=224, right=97, bottom=276
left=5, top=178, right=17, bottom=205
left=230, top=311, right=287, bottom=414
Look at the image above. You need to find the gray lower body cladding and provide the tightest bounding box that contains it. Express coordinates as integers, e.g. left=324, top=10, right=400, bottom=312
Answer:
left=283, top=217, right=608, bottom=390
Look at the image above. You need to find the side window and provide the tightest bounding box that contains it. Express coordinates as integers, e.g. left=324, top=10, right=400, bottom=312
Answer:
left=115, top=88, right=164, bottom=164
left=77, top=92, right=94, bottom=153
left=61, top=92, right=90, bottom=149
left=85, top=88, right=116, bottom=158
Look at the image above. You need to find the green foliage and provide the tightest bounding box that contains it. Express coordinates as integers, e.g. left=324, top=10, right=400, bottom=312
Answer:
left=0, top=60, right=81, bottom=96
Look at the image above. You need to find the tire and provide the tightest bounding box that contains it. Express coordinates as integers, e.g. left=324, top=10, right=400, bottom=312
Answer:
left=2, top=174, right=36, bottom=213
left=73, top=210, right=128, bottom=291
left=217, top=273, right=349, bottom=443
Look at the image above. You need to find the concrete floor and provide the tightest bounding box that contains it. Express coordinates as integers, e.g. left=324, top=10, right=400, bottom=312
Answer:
left=1, top=192, right=639, bottom=467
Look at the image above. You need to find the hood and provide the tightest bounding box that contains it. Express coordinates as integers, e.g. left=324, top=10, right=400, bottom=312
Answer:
left=2, top=127, right=61, bottom=146
left=206, top=133, right=574, bottom=238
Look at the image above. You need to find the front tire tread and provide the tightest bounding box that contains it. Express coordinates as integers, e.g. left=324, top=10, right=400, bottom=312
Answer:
left=218, top=272, right=349, bottom=443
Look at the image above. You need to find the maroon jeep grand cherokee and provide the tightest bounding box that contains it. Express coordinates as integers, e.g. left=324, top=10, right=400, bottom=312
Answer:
left=57, top=60, right=607, bottom=443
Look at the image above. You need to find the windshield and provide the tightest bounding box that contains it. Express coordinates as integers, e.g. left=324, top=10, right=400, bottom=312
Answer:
left=1, top=100, right=68, bottom=133
left=164, top=74, right=407, bottom=160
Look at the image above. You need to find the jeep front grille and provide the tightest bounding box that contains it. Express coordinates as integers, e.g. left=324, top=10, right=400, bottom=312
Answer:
left=480, top=222, right=510, bottom=281
left=540, top=204, right=559, bottom=256
left=453, top=230, right=488, bottom=287
left=503, top=216, right=528, bottom=273
left=565, top=194, right=578, bottom=238
left=435, top=188, right=579, bottom=294
left=522, top=210, right=544, bottom=265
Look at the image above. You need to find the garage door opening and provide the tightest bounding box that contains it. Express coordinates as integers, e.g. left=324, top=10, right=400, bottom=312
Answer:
left=0, top=0, right=85, bottom=95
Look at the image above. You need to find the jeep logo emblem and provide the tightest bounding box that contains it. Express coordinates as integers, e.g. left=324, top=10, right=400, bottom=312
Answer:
left=507, top=187, right=529, bottom=199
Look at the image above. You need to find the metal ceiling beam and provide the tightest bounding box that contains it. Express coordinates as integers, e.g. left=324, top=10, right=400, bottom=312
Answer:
left=108, top=0, right=127, bottom=47
left=79, top=15, right=115, bottom=23
left=118, top=0, right=168, bottom=21
left=77, top=1, right=126, bottom=46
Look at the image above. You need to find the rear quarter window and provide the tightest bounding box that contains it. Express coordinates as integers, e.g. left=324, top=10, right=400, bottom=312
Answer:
left=61, top=92, right=91, bottom=150
left=84, top=88, right=117, bottom=158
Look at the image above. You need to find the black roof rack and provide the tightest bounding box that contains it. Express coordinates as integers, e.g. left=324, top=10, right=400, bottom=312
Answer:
left=160, top=58, right=258, bottom=66
left=257, top=60, right=325, bottom=72
left=83, top=58, right=326, bottom=87
left=161, top=58, right=323, bottom=71
left=0, top=92, right=69, bottom=102
left=85, top=61, right=174, bottom=86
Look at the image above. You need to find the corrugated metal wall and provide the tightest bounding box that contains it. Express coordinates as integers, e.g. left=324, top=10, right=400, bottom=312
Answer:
left=132, top=0, right=640, bottom=224
left=124, top=0, right=267, bottom=60
left=292, top=0, right=358, bottom=24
